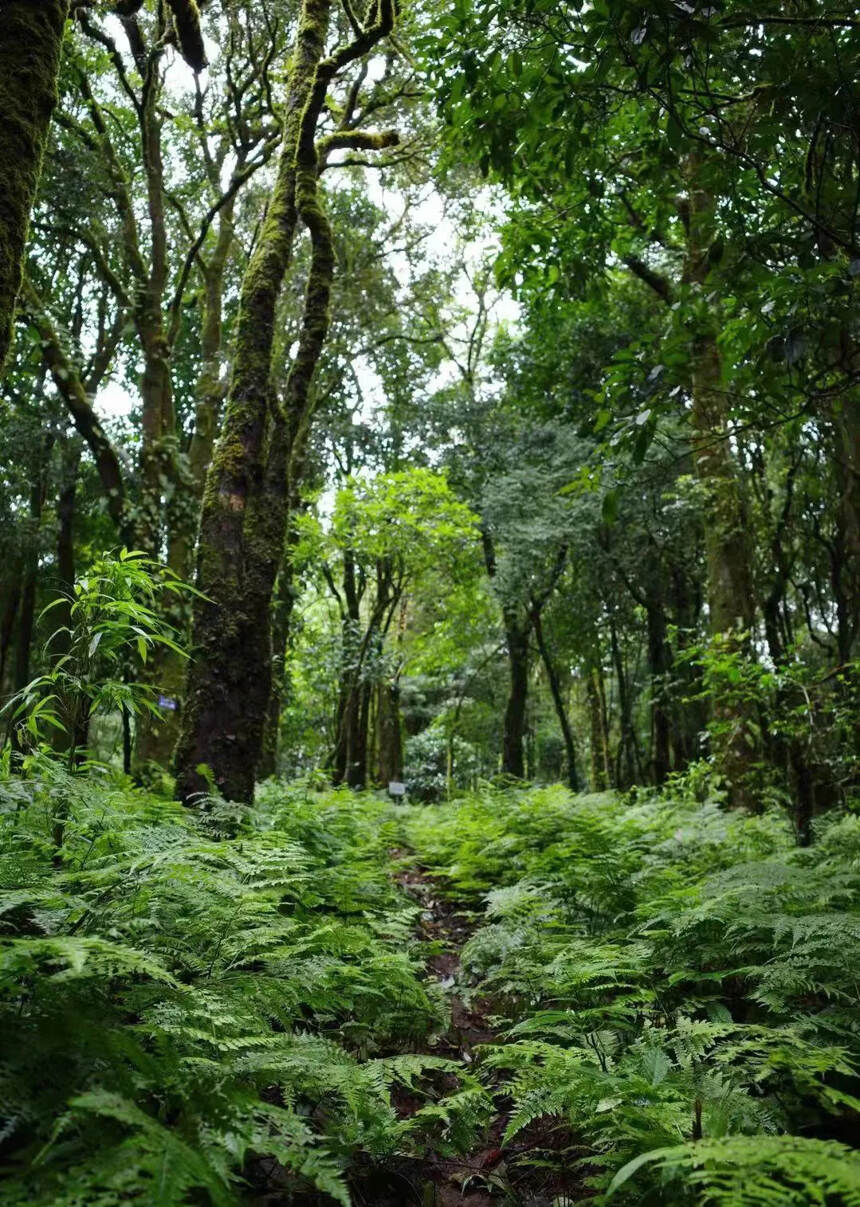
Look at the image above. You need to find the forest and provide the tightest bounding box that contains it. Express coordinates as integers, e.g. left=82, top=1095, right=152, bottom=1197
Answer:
left=0, top=0, right=859, bottom=1203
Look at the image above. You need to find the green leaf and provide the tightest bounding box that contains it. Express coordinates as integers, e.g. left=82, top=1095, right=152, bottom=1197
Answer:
left=602, top=489, right=620, bottom=524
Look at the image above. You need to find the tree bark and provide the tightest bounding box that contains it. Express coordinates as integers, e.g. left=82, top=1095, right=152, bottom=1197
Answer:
left=502, top=617, right=530, bottom=779
left=349, top=678, right=372, bottom=788
left=0, top=0, right=68, bottom=371
left=685, top=155, right=756, bottom=805
left=375, top=680, right=403, bottom=784
left=175, top=0, right=333, bottom=803
left=586, top=663, right=611, bottom=790
left=685, top=158, right=755, bottom=640
left=13, top=437, right=53, bottom=705
left=51, top=440, right=91, bottom=761
left=131, top=43, right=185, bottom=772
left=174, top=0, right=397, bottom=803
left=609, top=611, right=639, bottom=788
left=259, top=550, right=300, bottom=780
left=532, top=607, right=579, bottom=790
left=645, top=596, right=671, bottom=786
left=669, top=564, right=705, bottom=771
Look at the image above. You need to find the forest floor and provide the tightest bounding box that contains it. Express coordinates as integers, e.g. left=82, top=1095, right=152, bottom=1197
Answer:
left=343, top=852, right=578, bottom=1207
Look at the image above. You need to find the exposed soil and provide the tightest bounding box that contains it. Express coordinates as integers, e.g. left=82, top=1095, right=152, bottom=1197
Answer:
left=340, top=854, right=581, bottom=1207
left=252, top=852, right=580, bottom=1206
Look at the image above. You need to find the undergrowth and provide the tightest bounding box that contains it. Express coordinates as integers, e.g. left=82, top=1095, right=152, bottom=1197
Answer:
left=406, top=779, right=860, bottom=1205
left=0, top=767, right=486, bottom=1206
left=4, top=767, right=859, bottom=1205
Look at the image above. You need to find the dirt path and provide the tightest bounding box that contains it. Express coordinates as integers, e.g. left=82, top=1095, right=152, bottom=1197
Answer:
left=392, top=860, right=503, bottom=1207
left=352, top=856, right=575, bottom=1207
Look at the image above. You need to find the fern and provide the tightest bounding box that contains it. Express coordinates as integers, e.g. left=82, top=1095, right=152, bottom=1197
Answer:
left=408, top=783, right=860, bottom=1204
left=609, top=1136, right=860, bottom=1205
left=0, top=769, right=487, bottom=1205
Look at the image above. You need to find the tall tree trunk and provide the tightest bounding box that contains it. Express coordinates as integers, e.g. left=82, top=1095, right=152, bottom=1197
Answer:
left=0, top=0, right=68, bottom=371
left=587, top=663, right=611, bottom=791
left=376, top=595, right=407, bottom=785
left=135, top=217, right=235, bottom=773
left=645, top=596, right=671, bottom=786
left=14, top=556, right=38, bottom=700
left=12, top=437, right=53, bottom=750
left=375, top=680, right=403, bottom=785
left=481, top=526, right=531, bottom=781
left=532, top=608, right=579, bottom=790
left=689, top=333, right=755, bottom=638
left=259, top=557, right=299, bottom=780
left=334, top=683, right=361, bottom=785
left=55, top=442, right=78, bottom=603
left=176, top=0, right=394, bottom=803
left=331, top=549, right=362, bottom=785
left=609, top=612, right=638, bottom=787
left=502, top=617, right=530, bottom=779
left=348, top=679, right=372, bottom=788
left=0, top=572, right=22, bottom=698
left=174, top=3, right=330, bottom=803
left=51, top=440, right=90, bottom=760
left=260, top=457, right=308, bottom=780
left=685, top=155, right=756, bottom=804
left=132, top=48, right=185, bottom=773
left=834, top=395, right=860, bottom=654
left=685, top=158, right=755, bottom=639
left=669, top=564, right=705, bottom=771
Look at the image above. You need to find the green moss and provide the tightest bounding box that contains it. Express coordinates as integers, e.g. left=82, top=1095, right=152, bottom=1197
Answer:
left=0, top=0, right=68, bottom=370
left=165, top=0, right=207, bottom=72
left=176, top=0, right=402, bottom=803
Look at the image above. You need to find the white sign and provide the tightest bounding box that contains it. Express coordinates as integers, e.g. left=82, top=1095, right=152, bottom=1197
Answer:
left=388, top=781, right=406, bottom=797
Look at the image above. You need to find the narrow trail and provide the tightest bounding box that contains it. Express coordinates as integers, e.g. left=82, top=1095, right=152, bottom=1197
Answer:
left=348, top=853, right=576, bottom=1207
left=393, top=858, right=502, bottom=1207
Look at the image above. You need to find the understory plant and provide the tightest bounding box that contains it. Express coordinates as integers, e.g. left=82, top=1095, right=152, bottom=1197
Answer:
left=0, top=773, right=488, bottom=1206
left=3, top=550, right=194, bottom=771
left=406, top=782, right=860, bottom=1205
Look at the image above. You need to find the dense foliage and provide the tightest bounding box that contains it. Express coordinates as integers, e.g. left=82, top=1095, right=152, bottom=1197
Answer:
left=0, top=771, right=488, bottom=1205
left=409, top=783, right=860, bottom=1201
left=1, top=0, right=859, bottom=1203
left=3, top=773, right=860, bottom=1204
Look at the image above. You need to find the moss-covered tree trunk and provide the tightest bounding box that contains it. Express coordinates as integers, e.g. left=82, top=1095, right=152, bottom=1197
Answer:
left=685, top=157, right=756, bottom=805
left=0, top=0, right=68, bottom=371
left=176, top=0, right=396, bottom=803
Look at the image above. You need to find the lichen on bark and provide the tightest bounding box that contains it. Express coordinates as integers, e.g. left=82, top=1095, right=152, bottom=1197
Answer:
left=0, top=0, right=69, bottom=371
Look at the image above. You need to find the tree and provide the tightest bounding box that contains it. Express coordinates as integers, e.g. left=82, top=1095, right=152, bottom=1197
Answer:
left=0, top=0, right=208, bottom=372
left=297, top=467, right=479, bottom=787
left=175, top=0, right=400, bottom=803
left=0, top=1, right=69, bottom=370
left=421, top=0, right=859, bottom=807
